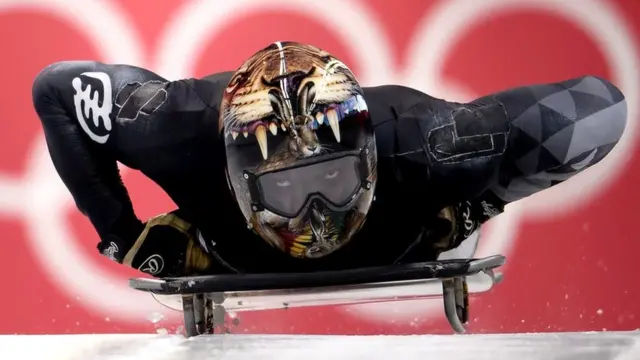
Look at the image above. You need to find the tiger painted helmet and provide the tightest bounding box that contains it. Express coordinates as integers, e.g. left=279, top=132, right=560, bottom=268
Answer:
left=220, top=41, right=377, bottom=259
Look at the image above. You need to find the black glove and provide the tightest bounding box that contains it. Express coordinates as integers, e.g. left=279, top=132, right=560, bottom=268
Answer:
left=99, top=211, right=220, bottom=277
left=437, top=190, right=507, bottom=254
left=402, top=190, right=506, bottom=263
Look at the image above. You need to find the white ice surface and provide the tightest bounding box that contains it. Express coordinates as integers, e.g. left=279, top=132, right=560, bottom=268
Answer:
left=2, top=331, right=640, bottom=360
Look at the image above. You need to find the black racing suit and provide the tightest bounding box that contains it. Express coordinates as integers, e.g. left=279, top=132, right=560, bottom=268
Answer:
left=31, top=61, right=627, bottom=277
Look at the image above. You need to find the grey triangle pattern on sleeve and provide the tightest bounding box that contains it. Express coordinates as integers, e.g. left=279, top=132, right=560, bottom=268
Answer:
left=489, top=76, right=627, bottom=203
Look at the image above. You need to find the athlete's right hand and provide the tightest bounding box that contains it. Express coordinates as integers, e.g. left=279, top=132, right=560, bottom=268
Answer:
left=98, top=211, right=221, bottom=278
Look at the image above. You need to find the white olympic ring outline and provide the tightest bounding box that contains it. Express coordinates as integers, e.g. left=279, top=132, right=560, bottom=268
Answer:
left=346, top=0, right=640, bottom=324
left=154, top=0, right=396, bottom=84
left=0, top=0, right=156, bottom=320
left=406, top=0, right=639, bottom=219
left=0, top=0, right=636, bottom=326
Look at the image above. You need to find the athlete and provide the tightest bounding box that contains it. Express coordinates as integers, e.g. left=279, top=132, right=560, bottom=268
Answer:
left=32, top=41, right=627, bottom=278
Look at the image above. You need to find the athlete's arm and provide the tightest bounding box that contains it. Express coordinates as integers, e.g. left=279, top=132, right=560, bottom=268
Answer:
left=32, top=61, right=150, bottom=256
left=454, top=76, right=627, bottom=238
left=368, top=76, right=627, bottom=251
left=32, top=61, right=220, bottom=276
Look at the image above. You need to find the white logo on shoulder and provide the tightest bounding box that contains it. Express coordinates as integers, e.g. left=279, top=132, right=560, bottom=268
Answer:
left=71, top=72, right=113, bottom=144
left=138, top=254, right=165, bottom=276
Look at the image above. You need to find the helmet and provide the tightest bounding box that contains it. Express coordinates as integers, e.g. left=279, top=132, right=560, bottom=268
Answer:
left=219, top=41, right=377, bottom=259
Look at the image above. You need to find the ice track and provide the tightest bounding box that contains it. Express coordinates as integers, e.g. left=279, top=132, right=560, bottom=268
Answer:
left=2, top=331, right=639, bottom=360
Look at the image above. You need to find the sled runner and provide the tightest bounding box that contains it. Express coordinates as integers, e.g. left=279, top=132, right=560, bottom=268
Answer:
left=129, top=255, right=505, bottom=337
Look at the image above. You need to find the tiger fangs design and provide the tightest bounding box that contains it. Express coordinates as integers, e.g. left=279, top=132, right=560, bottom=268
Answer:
left=220, top=42, right=364, bottom=161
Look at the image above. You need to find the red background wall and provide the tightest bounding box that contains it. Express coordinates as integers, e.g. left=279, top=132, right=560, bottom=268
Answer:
left=1, top=0, right=639, bottom=335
